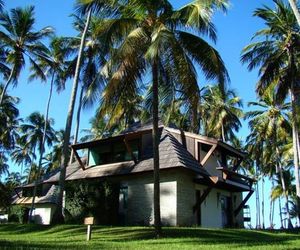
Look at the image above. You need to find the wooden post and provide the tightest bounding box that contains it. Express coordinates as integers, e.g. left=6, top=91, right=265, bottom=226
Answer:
left=87, top=225, right=92, bottom=241
left=84, top=217, right=94, bottom=241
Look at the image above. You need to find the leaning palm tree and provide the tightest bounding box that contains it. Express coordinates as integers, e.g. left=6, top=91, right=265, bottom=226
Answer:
left=28, top=37, right=70, bottom=219
left=56, top=0, right=115, bottom=223
left=241, top=0, right=300, bottom=218
left=81, top=0, right=229, bottom=237
left=68, top=14, right=110, bottom=162
left=0, top=6, right=53, bottom=105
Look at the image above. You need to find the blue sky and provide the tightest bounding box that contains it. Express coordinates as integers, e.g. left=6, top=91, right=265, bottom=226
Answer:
left=4, top=0, right=289, bottom=228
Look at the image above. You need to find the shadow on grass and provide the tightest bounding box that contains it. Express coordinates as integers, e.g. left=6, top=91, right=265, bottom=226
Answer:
left=0, top=225, right=299, bottom=249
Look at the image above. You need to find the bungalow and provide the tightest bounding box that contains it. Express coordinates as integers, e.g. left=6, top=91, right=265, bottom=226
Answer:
left=13, top=122, right=254, bottom=227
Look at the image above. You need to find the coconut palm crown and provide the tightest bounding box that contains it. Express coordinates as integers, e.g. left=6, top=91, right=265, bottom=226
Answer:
left=0, top=6, right=53, bottom=105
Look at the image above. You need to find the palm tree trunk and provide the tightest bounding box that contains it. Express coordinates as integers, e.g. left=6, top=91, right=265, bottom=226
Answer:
left=152, top=59, right=161, bottom=238
left=278, top=161, right=293, bottom=229
left=69, top=85, right=84, bottom=163
left=270, top=179, right=275, bottom=228
left=221, top=123, right=225, bottom=142
left=262, top=176, right=265, bottom=229
left=0, top=67, right=14, bottom=106
left=255, top=165, right=261, bottom=229
left=290, top=89, right=300, bottom=222
left=279, top=197, right=284, bottom=229
left=191, top=103, right=199, bottom=134
left=269, top=181, right=273, bottom=229
left=288, top=47, right=300, bottom=223
left=28, top=72, right=55, bottom=223
left=56, top=9, right=92, bottom=223
left=288, top=0, right=300, bottom=27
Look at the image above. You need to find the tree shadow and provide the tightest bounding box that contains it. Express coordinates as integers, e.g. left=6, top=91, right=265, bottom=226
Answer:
left=0, top=225, right=299, bottom=249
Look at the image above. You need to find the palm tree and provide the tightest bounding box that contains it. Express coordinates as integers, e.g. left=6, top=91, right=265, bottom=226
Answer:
left=0, top=84, right=20, bottom=180
left=142, top=83, right=192, bottom=131
left=11, top=142, right=35, bottom=181
left=202, top=85, right=243, bottom=142
left=287, top=0, right=300, bottom=26
left=0, top=153, right=9, bottom=178
left=28, top=37, right=71, bottom=218
left=79, top=0, right=229, bottom=236
left=80, top=117, right=113, bottom=142
left=0, top=84, right=20, bottom=151
left=67, top=14, right=110, bottom=162
left=271, top=167, right=295, bottom=228
left=28, top=37, right=70, bottom=165
left=18, top=112, right=57, bottom=221
left=241, top=0, right=300, bottom=218
left=5, top=172, right=22, bottom=189
left=43, top=130, right=68, bottom=173
left=0, top=6, right=53, bottom=105
left=19, top=112, right=57, bottom=157
left=56, top=0, right=115, bottom=223
left=245, top=83, right=293, bottom=228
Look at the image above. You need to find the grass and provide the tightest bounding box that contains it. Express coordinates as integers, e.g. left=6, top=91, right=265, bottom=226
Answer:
left=0, top=224, right=299, bottom=249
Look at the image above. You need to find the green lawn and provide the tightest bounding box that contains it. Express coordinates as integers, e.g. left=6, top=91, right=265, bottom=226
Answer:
left=0, top=224, right=299, bottom=249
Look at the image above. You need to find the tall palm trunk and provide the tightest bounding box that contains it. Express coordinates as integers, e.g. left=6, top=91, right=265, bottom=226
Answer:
left=288, top=0, right=300, bottom=27
left=255, top=165, right=261, bottom=229
left=28, top=72, right=55, bottom=222
left=274, top=123, right=293, bottom=228
left=270, top=179, right=275, bottom=228
left=69, top=85, right=84, bottom=163
left=191, top=103, right=199, bottom=134
left=261, top=176, right=265, bottom=229
left=277, top=159, right=293, bottom=228
left=288, top=48, right=300, bottom=222
left=221, top=123, right=225, bottom=142
left=56, top=9, right=92, bottom=222
left=0, top=67, right=15, bottom=106
left=279, top=197, right=284, bottom=228
left=152, top=59, right=161, bottom=238
left=290, top=89, right=300, bottom=222
left=269, top=179, right=274, bottom=229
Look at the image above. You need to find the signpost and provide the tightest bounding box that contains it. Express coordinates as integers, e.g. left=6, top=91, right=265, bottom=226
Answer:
left=84, top=217, right=94, bottom=241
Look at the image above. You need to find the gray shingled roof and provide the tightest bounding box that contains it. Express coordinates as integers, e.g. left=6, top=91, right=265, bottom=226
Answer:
left=12, top=185, right=59, bottom=205
left=32, top=128, right=208, bottom=184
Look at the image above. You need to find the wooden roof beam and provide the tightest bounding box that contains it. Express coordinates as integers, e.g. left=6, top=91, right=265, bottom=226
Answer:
left=201, top=144, right=217, bottom=166
left=72, top=148, right=86, bottom=170
left=234, top=190, right=254, bottom=217
left=193, top=186, right=213, bottom=213
left=123, top=137, right=137, bottom=164
left=232, top=157, right=243, bottom=172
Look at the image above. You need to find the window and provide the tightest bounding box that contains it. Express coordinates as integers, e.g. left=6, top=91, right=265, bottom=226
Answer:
left=88, top=139, right=140, bottom=166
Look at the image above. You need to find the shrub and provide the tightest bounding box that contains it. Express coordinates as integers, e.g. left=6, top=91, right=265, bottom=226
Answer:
left=8, top=205, right=29, bottom=223
left=65, top=180, right=119, bottom=225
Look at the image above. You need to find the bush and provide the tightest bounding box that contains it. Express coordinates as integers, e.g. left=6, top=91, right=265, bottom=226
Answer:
left=8, top=205, right=29, bottom=223
left=65, top=180, right=119, bottom=225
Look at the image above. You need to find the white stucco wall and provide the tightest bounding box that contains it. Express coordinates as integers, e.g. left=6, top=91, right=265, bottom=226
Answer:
left=32, top=204, right=56, bottom=225
left=200, top=187, right=230, bottom=228
left=125, top=171, right=177, bottom=226
left=176, top=171, right=196, bottom=226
